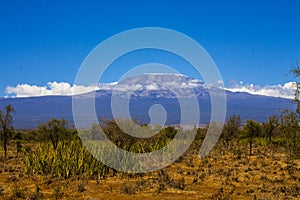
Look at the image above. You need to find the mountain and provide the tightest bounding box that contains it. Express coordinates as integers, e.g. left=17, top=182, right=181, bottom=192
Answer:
left=0, top=74, right=295, bottom=129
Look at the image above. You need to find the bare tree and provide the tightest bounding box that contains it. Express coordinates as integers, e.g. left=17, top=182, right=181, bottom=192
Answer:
left=264, top=115, right=279, bottom=144
left=0, top=104, right=15, bottom=159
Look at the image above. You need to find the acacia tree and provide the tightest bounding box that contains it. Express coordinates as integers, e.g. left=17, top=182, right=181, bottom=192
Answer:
left=0, top=104, right=15, bottom=159
left=38, top=118, right=70, bottom=150
left=244, top=119, right=261, bottom=156
left=263, top=115, right=279, bottom=144
left=222, top=114, right=241, bottom=147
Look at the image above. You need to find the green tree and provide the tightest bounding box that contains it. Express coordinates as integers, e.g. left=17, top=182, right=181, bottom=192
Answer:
left=222, top=114, right=241, bottom=146
left=100, top=118, right=139, bottom=151
left=0, top=104, right=15, bottom=159
left=263, top=115, right=279, bottom=144
left=244, top=119, right=262, bottom=156
left=279, top=109, right=300, bottom=158
left=38, top=118, right=72, bottom=150
left=162, top=126, right=177, bottom=139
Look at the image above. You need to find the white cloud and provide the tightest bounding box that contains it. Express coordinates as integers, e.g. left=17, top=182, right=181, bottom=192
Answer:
left=5, top=82, right=101, bottom=98
left=225, top=81, right=296, bottom=99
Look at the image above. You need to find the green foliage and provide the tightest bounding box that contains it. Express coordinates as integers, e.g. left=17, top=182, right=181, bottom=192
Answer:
left=23, top=139, right=109, bottom=180
left=17, top=129, right=51, bottom=141
left=271, top=137, right=288, bottom=146
left=24, top=119, right=187, bottom=178
left=253, top=137, right=268, bottom=146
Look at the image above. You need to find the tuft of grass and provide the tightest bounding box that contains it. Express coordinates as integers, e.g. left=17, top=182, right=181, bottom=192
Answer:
left=77, top=182, right=86, bottom=193
left=53, top=186, right=63, bottom=200
left=28, top=185, right=43, bottom=200
left=11, top=186, right=26, bottom=199
left=121, top=184, right=137, bottom=195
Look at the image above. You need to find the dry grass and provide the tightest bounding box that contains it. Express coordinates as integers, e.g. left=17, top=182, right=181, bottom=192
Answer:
left=0, top=140, right=299, bottom=200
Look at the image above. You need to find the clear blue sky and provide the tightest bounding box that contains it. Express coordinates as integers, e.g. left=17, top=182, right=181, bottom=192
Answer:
left=0, top=0, right=300, bottom=97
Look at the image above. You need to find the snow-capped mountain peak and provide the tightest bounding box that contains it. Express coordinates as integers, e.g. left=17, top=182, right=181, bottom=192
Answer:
left=91, top=73, right=209, bottom=98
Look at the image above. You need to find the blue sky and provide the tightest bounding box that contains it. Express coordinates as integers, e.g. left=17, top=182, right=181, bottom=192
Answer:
left=1, top=0, right=300, bottom=97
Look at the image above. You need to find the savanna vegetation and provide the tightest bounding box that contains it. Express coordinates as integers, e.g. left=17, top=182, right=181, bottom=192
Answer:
left=0, top=108, right=299, bottom=199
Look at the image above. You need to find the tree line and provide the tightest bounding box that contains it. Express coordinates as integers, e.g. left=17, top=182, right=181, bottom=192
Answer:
left=0, top=107, right=299, bottom=160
